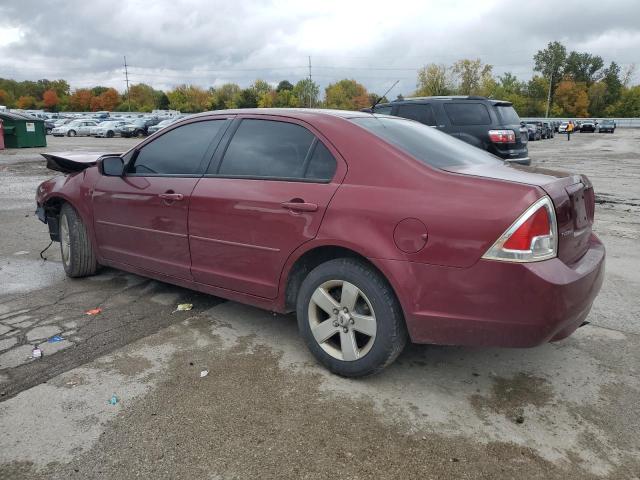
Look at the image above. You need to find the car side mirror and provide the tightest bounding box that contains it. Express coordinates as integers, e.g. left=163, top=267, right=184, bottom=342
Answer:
left=100, top=156, right=125, bottom=176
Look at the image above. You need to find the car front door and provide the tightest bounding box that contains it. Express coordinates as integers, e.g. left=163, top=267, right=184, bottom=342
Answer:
left=188, top=116, right=346, bottom=298
left=92, top=118, right=230, bottom=279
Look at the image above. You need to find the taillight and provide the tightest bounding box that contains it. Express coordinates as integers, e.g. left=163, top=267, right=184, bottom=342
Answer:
left=482, top=196, right=557, bottom=262
left=488, top=129, right=516, bottom=143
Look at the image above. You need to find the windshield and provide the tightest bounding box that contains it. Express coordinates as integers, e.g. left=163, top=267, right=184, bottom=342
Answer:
left=351, top=116, right=504, bottom=169
left=496, top=105, right=520, bottom=125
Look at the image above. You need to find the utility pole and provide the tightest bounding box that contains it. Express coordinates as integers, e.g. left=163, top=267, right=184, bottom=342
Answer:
left=308, top=56, right=312, bottom=108
left=124, top=56, right=131, bottom=112
left=545, top=68, right=553, bottom=118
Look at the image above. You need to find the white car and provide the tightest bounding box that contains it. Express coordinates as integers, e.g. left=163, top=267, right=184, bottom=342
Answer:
left=90, top=121, right=127, bottom=138
left=51, top=119, right=99, bottom=137
left=558, top=122, right=569, bottom=133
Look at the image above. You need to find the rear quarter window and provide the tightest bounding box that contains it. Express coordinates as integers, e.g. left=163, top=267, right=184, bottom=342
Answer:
left=443, top=103, right=491, bottom=125
left=495, top=105, right=521, bottom=125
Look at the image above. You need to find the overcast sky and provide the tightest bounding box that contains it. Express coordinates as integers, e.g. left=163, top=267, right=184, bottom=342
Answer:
left=1, top=0, right=639, bottom=96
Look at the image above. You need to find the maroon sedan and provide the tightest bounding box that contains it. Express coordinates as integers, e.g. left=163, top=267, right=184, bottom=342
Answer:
left=35, top=109, right=605, bottom=377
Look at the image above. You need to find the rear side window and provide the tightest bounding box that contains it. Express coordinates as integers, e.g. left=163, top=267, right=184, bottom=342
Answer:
left=395, top=104, right=436, bottom=125
left=495, top=105, right=520, bottom=125
left=351, top=117, right=503, bottom=169
left=443, top=103, right=491, bottom=125
left=218, top=119, right=316, bottom=179
left=130, top=120, right=224, bottom=175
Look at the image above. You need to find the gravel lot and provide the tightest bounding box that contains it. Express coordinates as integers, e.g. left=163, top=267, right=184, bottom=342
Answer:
left=0, top=131, right=639, bottom=479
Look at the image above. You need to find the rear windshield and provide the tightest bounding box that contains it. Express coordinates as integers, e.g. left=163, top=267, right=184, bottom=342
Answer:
left=495, top=105, right=520, bottom=125
left=351, top=116, right=504, bottom=169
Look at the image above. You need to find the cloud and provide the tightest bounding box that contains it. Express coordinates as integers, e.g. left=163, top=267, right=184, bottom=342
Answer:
left=1, top=0, right=639, bottom=95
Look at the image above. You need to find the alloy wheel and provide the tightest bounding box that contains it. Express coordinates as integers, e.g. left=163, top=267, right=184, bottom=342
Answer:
left=60, top=214, right=71, bottom=266
left=308, top=280, right=377, bottom=361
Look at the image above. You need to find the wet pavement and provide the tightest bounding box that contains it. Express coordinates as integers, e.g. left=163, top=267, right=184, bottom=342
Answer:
left=0, top=132, right=639, bottom=479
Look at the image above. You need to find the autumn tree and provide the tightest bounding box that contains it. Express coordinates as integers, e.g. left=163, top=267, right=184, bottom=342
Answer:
left=415, top=64, right=451, bottom=96
left=554, top=79, right=589, bottom=117
left=16, top=95, right=37, bottom=109
left=68, top=89, right=93, bottom=111
left=42, top=89, right=59, bottom=111
left=0, top=88, right=14, bottom=107
left=99, top=88, right=120, bottom=111
left=325, top=79, right=368, bottom=110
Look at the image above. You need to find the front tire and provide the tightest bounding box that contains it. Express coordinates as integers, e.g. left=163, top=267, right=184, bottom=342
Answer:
left=107, top=130, right=114, bottom=138
left=67, top=130, right=76, bottom=137
left=59, top=203, right=98, bottom=278
left=297, top=258, right=407, bottom=377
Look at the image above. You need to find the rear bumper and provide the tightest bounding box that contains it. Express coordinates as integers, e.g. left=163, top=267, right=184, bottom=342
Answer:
left=376, top=234, right=605, bottom=347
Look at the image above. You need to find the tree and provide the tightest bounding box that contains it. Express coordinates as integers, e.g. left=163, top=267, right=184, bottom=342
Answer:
left=276, top=80, right=294, bottom=92
left=16, top=95, right=37, bottom=109
left=236, top=88, right=259, bottom=108
left=128, top=83, right=161, bottom=111
left=554, top=80, right=589, bottom=117
left=415, top=64, right=451, bottom=96
left=606, top=85, right=640, bottom=117
left=293, top=78, right=320, bottom=108
left=533, top=41, right=567, bottom=110
left=99, top=88, right=120, bottom=111
left=167, top=85, right=210, bottom=112
left=588, top=82, right=607, bottom=117
left=0, top=88, right=12, bottom=107
left=68, top=89, right=93, bottom=111
left=210, top=83, right=241, bottom=109
left=42, top=89, right=59, bottom=111
left=325, top=79, right=368, bottom=110
left=252, top=79, right=273, bottom=97
left=451, top=59, right=492, bottom=95
left=601, top=62, right=623, bottom=106
left=564, top=51, right=604, bottom=85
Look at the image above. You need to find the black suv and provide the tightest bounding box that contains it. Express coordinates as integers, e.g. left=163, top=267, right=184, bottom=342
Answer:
left=368, top=96, right=530, bottom=165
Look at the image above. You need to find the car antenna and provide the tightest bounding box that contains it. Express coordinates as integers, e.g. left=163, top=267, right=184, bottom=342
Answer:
left=370, top=80, right=399, bottom=111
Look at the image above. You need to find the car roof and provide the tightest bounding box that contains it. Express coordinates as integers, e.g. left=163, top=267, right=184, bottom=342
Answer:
left=187, top=108, right=374, bottom=121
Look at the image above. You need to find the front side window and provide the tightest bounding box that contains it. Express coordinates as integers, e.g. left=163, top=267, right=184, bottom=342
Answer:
left=217, top=119, right=316, bottom=179
left=129, top=120, right=224, bottom=175
left=373, top=105, right=392, bottom=115
left=443, top=103, right=491, bottom=125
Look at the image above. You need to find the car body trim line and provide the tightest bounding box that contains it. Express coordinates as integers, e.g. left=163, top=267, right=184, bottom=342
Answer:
left=95, top=220, right=187, bottom=238
left=190, top=234, right=281, bottom=252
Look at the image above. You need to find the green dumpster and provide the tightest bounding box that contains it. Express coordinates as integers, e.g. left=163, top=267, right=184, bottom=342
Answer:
left=0, top=112, right=47, bottom=148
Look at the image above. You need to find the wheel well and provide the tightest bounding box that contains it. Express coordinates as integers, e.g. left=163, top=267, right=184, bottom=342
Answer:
left=42, top=197, right=66, bottom=241
left=284, top=246, right=398, bottom=313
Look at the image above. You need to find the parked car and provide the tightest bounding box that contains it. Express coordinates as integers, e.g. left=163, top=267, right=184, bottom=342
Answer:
left=552, top=121, right=560, bottom=132
left=51, top=119, right=99, bottom=137
left=580, top=121, right=596, bottom=132
left=369, top=96, right=530, bottom=165
left=525, top=122, right=542, bottom=141
left=558, top=122, right=569, bottom=133
left=120, top=118, right=160, bottom=137
left=91, top=120, right=128, bottom=138
left=36, top=109, right=604, bottom=377
left=542, top=122, right=554, bottom=139
left=598, top=119, right=616, bottom=133
left=147, top=116, right=184, bottom=135
left=45, top=119, right=56, bottom=135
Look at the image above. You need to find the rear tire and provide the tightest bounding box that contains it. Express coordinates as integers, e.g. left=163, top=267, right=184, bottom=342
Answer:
left=107, top=130, right=114, bottom=138
left=67, top=130, right=76, bottom=137
left=59, top=203, right=98, bottom=278
left=297, top=258, right=407, bottom=377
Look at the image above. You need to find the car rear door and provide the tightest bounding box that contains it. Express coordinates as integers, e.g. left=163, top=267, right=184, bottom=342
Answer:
left=188, top=115, right=346, bottom=299
left=92, top=118, right=230, bottom=279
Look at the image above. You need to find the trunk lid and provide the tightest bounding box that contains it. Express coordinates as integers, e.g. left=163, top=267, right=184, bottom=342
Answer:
left=445, top=163, right=595, bottom=265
